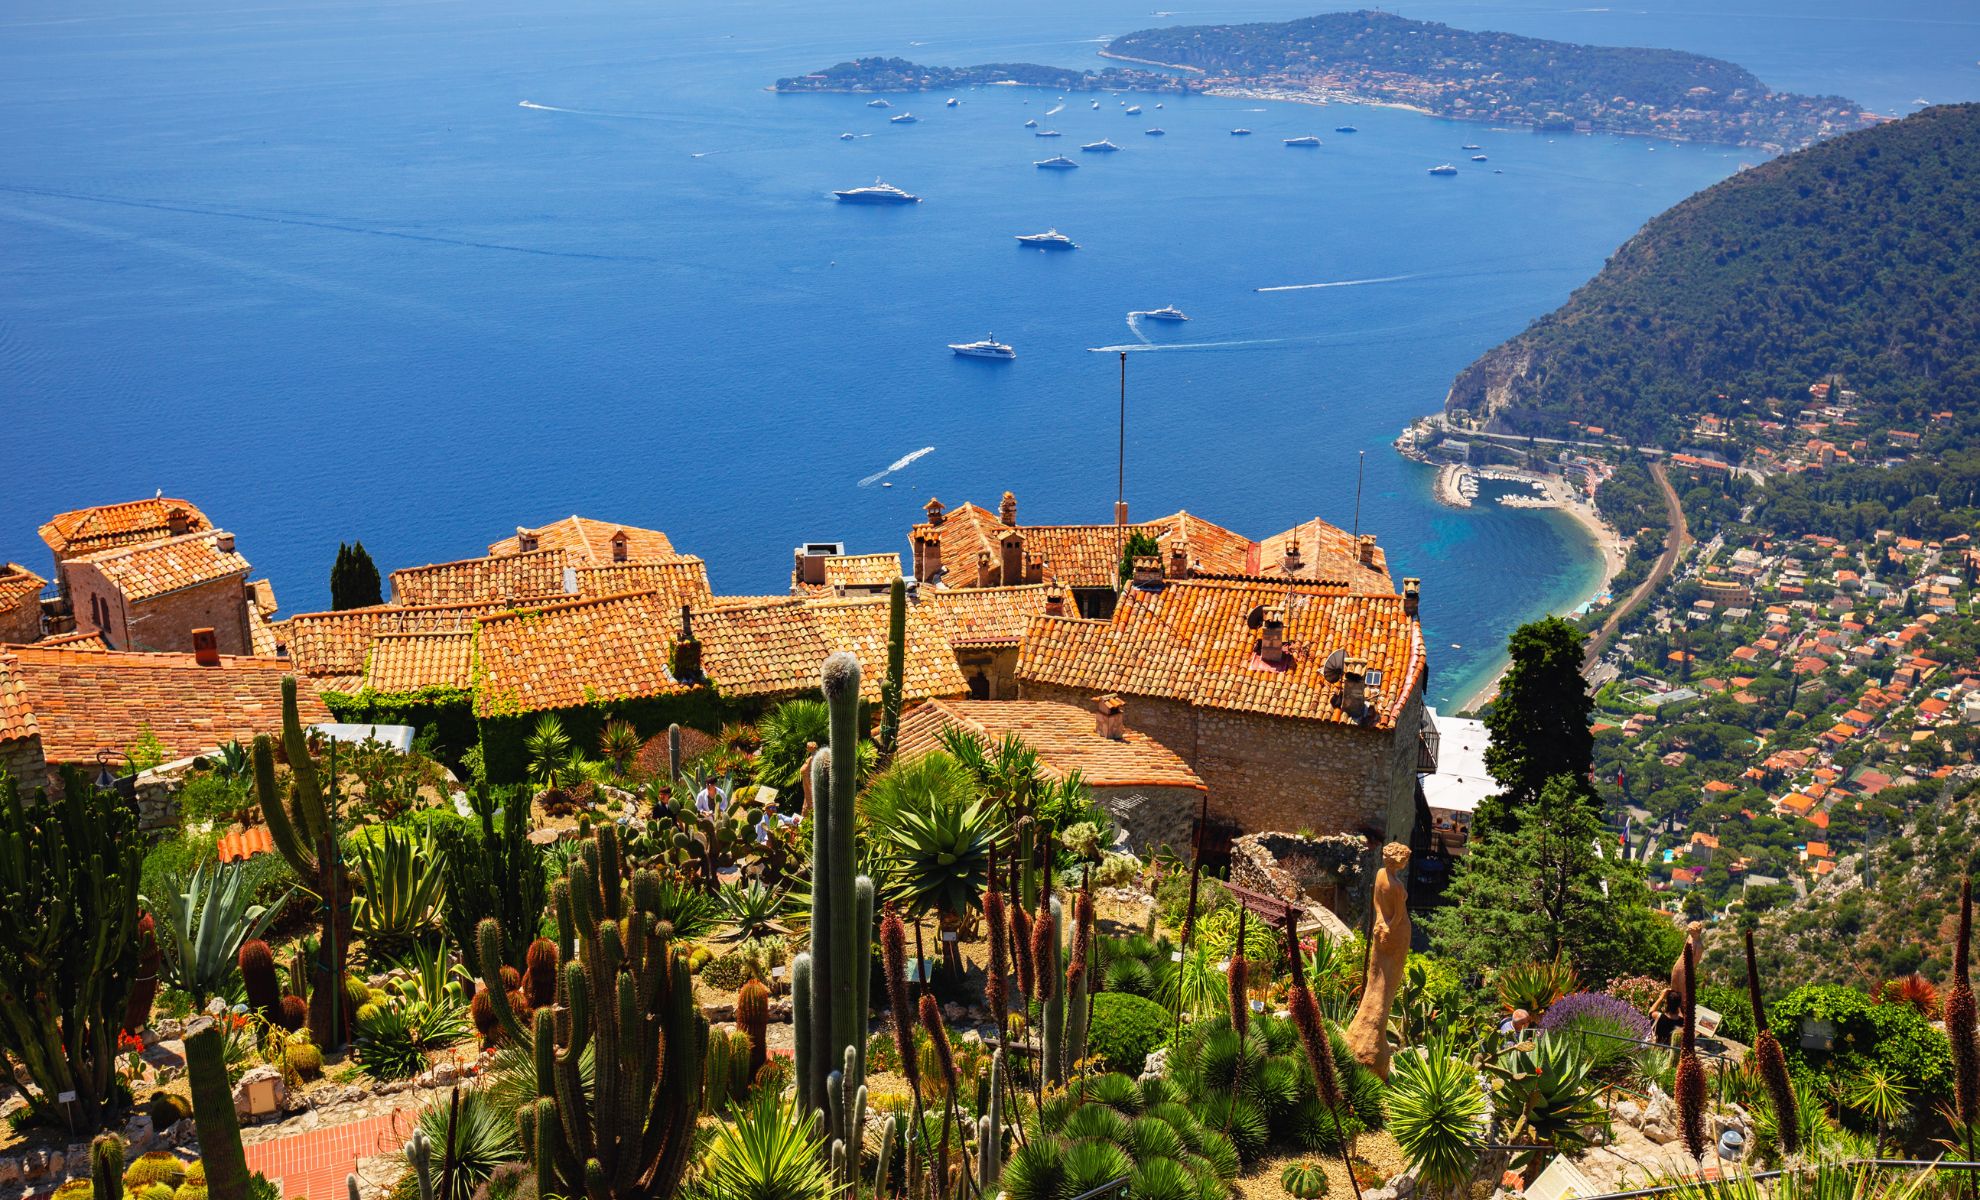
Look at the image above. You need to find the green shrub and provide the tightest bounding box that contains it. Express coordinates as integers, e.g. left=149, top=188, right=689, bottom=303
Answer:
left=1770, top=983, right=1951, bottom=1108
left=1086, top=992, right=1170, bottom=1075
left=1196, top=905, right=1280, bottom=970
left=1697, top=983, right=1755, bottom=1045
left=176, top=775, right=251, bottom=825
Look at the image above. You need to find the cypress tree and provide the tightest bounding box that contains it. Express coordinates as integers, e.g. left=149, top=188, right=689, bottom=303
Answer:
left=347, top=542, right=382, bottom=608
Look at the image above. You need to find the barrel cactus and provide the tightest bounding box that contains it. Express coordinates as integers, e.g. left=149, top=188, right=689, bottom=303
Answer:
left=1283, top=1162, right=1331, bottom=1198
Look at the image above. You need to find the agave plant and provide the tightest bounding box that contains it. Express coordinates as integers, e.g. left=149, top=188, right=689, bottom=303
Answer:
left=1494, top=959, right=1579, bottom=1019
left=352, top=992, right=471, bottom=1079
left=148, top=859, right=291, bottom=1003
left=685, top=1086, right=835, bottom=1200
left=1487, top=1032, right=1607, bottom=1176
left=858, top=750, right=976, bottom=834
left=716, top=879, right=793, bottom=942
left=351, top=824, right=448, bottom=961
left=1387, top=1042, right=1486, bottom=1200
left=401, top=1086, right=522, bottom=1200
left=875, top=797, right=1000, bottom=931
left=596, top=719, right=643, bottom=776
left=213, top=740, right=252, bottom=782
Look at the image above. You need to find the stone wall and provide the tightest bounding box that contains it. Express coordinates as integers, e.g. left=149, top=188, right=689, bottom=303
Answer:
left=1092, top=784, right=1202, bottom=857
left=1231, top=830, right=1372, bottom=921
left=955, top=647, right=1020, bottom=700
left=0, top=596, right=40, bottom=646
left=66, top=561, right=251, bottom=655
left=1019, top=681, right=1416, bottom=843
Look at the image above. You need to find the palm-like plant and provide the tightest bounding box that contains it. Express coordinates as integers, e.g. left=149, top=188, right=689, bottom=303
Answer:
left=1843, top=1066, right=1912, bottom=1150
left=351, top=824, right=448, bottom=961
left=1387, top=1043, right=1486, bottom=1200
left=147, top=859, right=291, bottom=1003
left=1494, top=959, right=1579, bottom=1019
left=685, top=1086, right=836, bottom=1200
left=859, top=750, right=975, bottom=834
left=716, top=880, right=793, bottom=942
left=523, top=714, right=574, bottom=787
left=1161, top=941, right=1233, bottom=1020
left=875, top=797, right=1000, bottom=932
left=598, top=720, right=642, bottom=777
left=402, top=1086, right=522, bottom=1200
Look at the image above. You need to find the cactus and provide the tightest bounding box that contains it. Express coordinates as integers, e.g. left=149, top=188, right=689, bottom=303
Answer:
left=977, top=1049, right=1006, bottom=1191
left=874, top=1114, right=899, bottom=1199
left=1063, top=873, right=1095, bottom=1079
left=438, top=784, right=548, bottom=974
left=1282, top=1162, right=1331, bottom=1198
left=728, top=1030, right=754, bottom=1103
left=667, top=724, right=683, bottom=785
left=1034, top=896, right=1064, bottom=1087
left=184, top=1020, right=250, bottom=1200
left=124, top=914, right=160, bottom=1036
left=284, top=1040, right=324, bottom=1081
left=239, top=940, right=283, bottom=1030
left=737, top=979, right=771, bottom=1078
left=254, top=677, right=356, bottom=1049
left=92, top=1135, right=125, bottom=1200
left=406, top=1129, right=434, bottom=1200
left=473, top=822, right=704, bottom=1200
left=522, top=939, right=557, bottom=1011
left=703, top=1028, right=730, bottom=1112
left=878, top=576, right=907, bottom=757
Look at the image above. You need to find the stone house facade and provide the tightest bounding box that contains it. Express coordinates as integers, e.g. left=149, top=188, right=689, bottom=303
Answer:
left=64, top=531, right=255, bottom=655
left=0, top=564, right=46, bottom=645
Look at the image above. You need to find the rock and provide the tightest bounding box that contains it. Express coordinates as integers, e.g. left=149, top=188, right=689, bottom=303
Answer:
left=165, top=1118, right=196, bottom=1148
left=204, top=997, right=230, bottom=1017
left=960, top=1029, right=983, bottom=1046
left=1137, top=1046, right=1169, bottom=1082
left=1364, top=1187, right=1398, bottom=1200
left=0, top=1156, right=21, bottom=1187
left=122, top=1113, right=156, bottom=1153
left=1388, top=1174, right=1415, bottom=1198
left=233, top=1064, right=288, bottom=1120
left=942, top=1002, right=968, bottom=1024
left=21, top=1149, right=62, bottom=1180
left=1612, top=1099, right=1642, bottom=1124
left=432, top=1061, right=461, bottom=1086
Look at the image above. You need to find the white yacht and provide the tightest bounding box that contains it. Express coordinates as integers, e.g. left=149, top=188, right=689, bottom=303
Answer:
left=1231, top=128, right=1252, bottom=136
left=867, top=99, right=892, bottom=108
left=839, top=132, right=857, bottom=140
left=1284, top=135, right=1321, bottom=147
left=1035, top=155, right=1079, bottom=169
left=890, top=112, right=919, bottom=124
left=1024, top=118, right=1039, bottom=128
left=950, top=335, right=1016, bottom=359
left=1428, top=163, right=1458, bottom=175
left=1335, top=125, right=1358, bottom=133
left=1035, top=129, right=1062, bottom=137
left=1461, top=143, right=1480, bottom=150
left=1081, top=139, right=1121, bottom=152
left=1145, top=128, right=1165, bottom=136
left=1470, top=153, right=1488, bottom=162
left=1125, top=104, right=1142, bottom=115
left=945, top=97, right=959, bottom=107
left=833, top=179, right=922, bottom=204
left=1090, top=99, right=1100, bottom=109
left=1016, top=229, right=1077, bottom=249
left=1143, top=305, right=1189, bottom=322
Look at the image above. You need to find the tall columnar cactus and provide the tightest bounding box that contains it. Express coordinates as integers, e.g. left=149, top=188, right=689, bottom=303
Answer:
left=123, top=914, right=160, bottom=1037
left=1063, top=873, right=1095, bottom=1080
left=791, top=651, right=877, bottom=1158
left=239, top=939, right=283, bottom=1031
left=878, top=576, right=907, bottom=757
left=666, top=723, right=683, bottom=785
left=254, top=677, right=356, bottom=1049
left=737, top=978, right=770, bottom=1079
left=185, top=1019, right=250, bottom=1200
left=476, top=823, right=705, bottom=1200
left=0, top=769, right=143, bottom=1134
left=977, top=1049, right=1007, bottom=1191
left=90, top=1134, right=125, bottom=1200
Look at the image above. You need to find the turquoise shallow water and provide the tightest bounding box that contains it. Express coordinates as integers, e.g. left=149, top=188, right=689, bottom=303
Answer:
left=1, top=0, right=1970, bottom=708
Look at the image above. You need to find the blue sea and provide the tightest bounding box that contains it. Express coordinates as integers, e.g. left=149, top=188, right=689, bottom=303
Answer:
left=2, top=0, right=1972, bottom=709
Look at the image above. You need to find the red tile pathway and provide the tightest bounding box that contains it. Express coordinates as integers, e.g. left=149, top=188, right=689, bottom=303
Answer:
left=244, top=1108, right=416, bottom=1200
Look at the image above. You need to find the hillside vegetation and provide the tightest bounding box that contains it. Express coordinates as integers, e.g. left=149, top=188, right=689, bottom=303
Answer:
left=1444, top=104, right=1980, bottom=443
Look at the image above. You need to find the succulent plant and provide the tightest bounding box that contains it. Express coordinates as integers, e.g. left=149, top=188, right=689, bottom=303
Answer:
left=1283, top=1161, right=1331, bottom=1198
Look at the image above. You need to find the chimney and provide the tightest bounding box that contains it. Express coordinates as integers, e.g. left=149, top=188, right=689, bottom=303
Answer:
left=999, top=529, right=1024, bottom=585
left=999, top=490, right=1018, bottom=526
left=1130, top=555, right=1163, bottom=589
left=1357, top=534, right=1378, bottom=567
left=1114, top=500, right=1130, bottom=526
left=611, top=530, right=630, bottom=562
left=166, top=506, right=190, bottom=537
left=1403, top=577, right=1421, bottom=618
left=670, top=605, right=702, bottom=682
left=924, top=497, right=947, bottom=527
left=1284, top=539, right=1304, bottom=575
left=1092, top=694, right=1126, bottom=740
left=1167, top=540, right=1191, bottom=580
left=1259, top=605, right=1287, bottom=664
left=516, top=527, right=539, bottom=553
left=1342, top=656, right=1369, bottom=717
left=191, top=627, right=220, bottom=666
left=976, top=550, right=994, bottom=589
left=913, top=532, right=941, bottom=583
left=1044, top=584, right=1066, bottom=617
left=215, top=532, right=236, bottom=554
left=1026, top=553, right=1046, bottom=585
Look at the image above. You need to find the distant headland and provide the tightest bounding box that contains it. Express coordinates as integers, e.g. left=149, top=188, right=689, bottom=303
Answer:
left=774, top=9, right=1879, bottom=151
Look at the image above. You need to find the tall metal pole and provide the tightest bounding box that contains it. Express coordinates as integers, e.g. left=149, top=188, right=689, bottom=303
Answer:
left=1352, top=450, right=1366, bottom=538
left=1118, top=350, right=1128, bottom=521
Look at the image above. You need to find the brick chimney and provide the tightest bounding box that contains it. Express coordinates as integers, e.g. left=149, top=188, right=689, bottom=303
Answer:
left=912, top=531, right=941, bottom=583
left=611, top=530, right=630, bottom=562
left=167, top=506, right=190, bottom=537
left=670, top=605, right=702, bottom=682
left=1356, top=535, right=1378, bottom=567
left=1167, top=540, right=1191, bottom=580
left=1284, top=539, right=1304, bottom=575
left=976, top=550, right=994, bottom=589
left=924, top=497, right=946, bottom=527
left=999, top=490, right=1018, bottom=526
left=516, top=526, right=539, bottom=553
left=1044, top=584, right=1066, bottom=616
left=1342, top=656, right=1369, bottom=716
left=1403, top=577, right=1420, bottom=618
left=1114, top=501, right=1129, bottom=526
left=215, top=532, right=236, bottom=554
left=192, top=627, right=220, bottom=666
left=999, top=528, right=1025, bottom=585
left=1130, top=555, right=1163, bottom=589
left=1092, top=694, right=1126, bottom=740
left=1259, top=606, right=1287, bottom=664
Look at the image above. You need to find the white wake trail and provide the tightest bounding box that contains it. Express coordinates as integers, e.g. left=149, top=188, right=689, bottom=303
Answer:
left=1255, top=272, right=1421, bottom=293
left=858, top=446, right=936, bottom=487
left=1046, top=103, right=1066, bottom=115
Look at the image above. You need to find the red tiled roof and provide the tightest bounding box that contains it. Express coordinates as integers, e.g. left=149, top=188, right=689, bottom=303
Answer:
left=487, top=516, right=676, bottom=564
left=0, top=564, right=46, bottom=615
left=919, top=584, right=1053, bottom=647
left=1017, top=577, right=1424, bottom=728
left=391, top=549, right=571, bottom=606
left=687, top=595, right=966, bottom=703
left=280, top=601, right=514, bottom=677
left=0, top=647, right=329, bottom=765
left=570, top=556, right=714, bottom=608
left=361, top=631, right=475, bottom=694
left=822, top=554, right=904, bottom=591
left=1255, top=518, right=1394, bottom=592
left=36, top=630, right=109, bottom=650
left=77, top=531, right=249, bottom=603
left=39, top=499, right=212, bottom=557
left=895, top=699, right=1205, bottom=791
left=473, top=591, right=693, bottom=717
left=911, top=501, right=1309, bottom=590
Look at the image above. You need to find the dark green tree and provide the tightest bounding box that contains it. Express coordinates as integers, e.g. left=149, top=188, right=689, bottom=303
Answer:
left=1424, top=774, right=1677, bottom=986
left=1116, top=530, right=1161, bottom=586
left=1479, top=616, right=1594, bottom=833
left=328, top=541, right=382, bottom=611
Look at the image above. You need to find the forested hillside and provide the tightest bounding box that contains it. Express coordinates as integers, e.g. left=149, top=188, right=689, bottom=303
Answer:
left=1444, top=104, right=1980, bottom=444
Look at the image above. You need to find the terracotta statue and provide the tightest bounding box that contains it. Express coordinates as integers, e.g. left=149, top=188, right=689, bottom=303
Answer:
left=1670, top=921, right=1705, bottom=998
left=1347, top=841, right=1411, bottom=1078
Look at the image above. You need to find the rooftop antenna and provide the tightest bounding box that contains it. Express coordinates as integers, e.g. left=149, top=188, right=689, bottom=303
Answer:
left=1117, top=350, right=1128, bottom=522
left=1351, top=450, right=1365, bottom=538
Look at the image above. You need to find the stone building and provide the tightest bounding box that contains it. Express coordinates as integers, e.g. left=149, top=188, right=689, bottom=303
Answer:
left=1016, top=573, right=1429, bottom=844
left=0, top=643, right=330, bottom=789
left=0, top=564, right=46, bottom=645
left=894, top=697, right=1208, bottom=854
left=488, top=515, right=677, bottom=563
left=63, top=530, right=257, bottom=655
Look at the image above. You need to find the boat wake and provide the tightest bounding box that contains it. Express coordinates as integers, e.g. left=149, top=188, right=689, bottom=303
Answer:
left=1046, top=103, right=1066, bottom=115
left=1088, top=338, right=1288, bottom=353
left=1255, top=272, right=1420, bottom=292
left=1123, top=311, right=1155, bottom=345
left=518, top=100, right=663, bottom=121
left=859, top=446, right=936, bottom=487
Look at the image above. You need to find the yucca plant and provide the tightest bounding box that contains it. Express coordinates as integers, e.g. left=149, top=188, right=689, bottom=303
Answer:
left=401, top=1087, right=521, bottom=1200
left=1637, top=1156, right=1939, bottom=1200
left=1843, top=1065, right=1911, bottom=1151
left=523, top=715, right=575, bottom=788
left=685, top=1086, right=835, bottom=1200
left=716, top=879, right=792, bottom=943
left=876, top=798, right=1000, bottom=941
left=1494, top=958, right=1579, bottom=1019
left=597, top=720, right=643, bottom=777
left=1387, top=1043, right=1486, bottom=1200
left=148, top=859, right=290, bottom=1004
left=1487, top=1032, right=1606, bottom=1177
left=351, top=824, right=447, bottom=962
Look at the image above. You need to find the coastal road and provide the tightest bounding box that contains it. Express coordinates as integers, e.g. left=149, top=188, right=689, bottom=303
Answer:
left=1583, top=461, right=1690, bottom=670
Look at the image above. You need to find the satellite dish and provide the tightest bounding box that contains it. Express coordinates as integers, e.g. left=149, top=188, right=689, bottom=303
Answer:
left=1323, top=649, right=1345, bottom=681
left=1246, top=605, right=1267, bottom=629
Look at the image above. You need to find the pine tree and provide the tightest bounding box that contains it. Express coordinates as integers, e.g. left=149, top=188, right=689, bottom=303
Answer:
left=329, top=541, right=382, bottom=610
left=1478, top=616, right=1594, bottom=834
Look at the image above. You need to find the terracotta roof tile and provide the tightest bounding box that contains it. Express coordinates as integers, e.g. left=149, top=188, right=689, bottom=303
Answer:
left=363, top=631, right=475, bottom=693
left=487, top=516, right=675, bottom=564
left=392, top=549, right=573, bottom=606
left=791, top=553, right=905, bottom=598
left=247, top=602, right=278, bottom=658
left=1255, top=518, right=1395, bottom=592
left=807, top=598, right=965, bottom=701
left=217, top=826, right=274, bottom=864
left=0, top=647, right=330, bottom=764
left=473, top=591, right=693, bottom=717
left=571, top=556, right=713, bottom=608
left=919, top=584, right=1053, bottom=647
left=1016, top=578, right=1424, bottom=728
left=0, top=564, right=47, bottom=615
left=688, top=596, right=966, bottom=702
left=39, top=499, right=212, bottom=557
left=36, top=630, right=109, bottom=650
left=281, top=601, right=515, bottom=676
left=896, top=699, right=1205, bottom=791
left=78, top=531, right=250, bottom=603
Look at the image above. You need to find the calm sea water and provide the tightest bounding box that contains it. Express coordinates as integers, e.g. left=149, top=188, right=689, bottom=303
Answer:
left=2, top=0, right=1971, bottom=709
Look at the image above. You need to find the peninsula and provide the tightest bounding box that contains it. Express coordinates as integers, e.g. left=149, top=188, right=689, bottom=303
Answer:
left=775, top=10, right=1877, bottom=151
